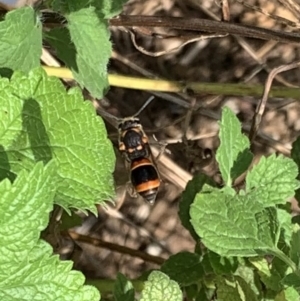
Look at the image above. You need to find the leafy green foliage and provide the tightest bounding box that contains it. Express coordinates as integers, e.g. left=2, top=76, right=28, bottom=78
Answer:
left=207, top=251, right=239, bottom=275
left=0, top=68, right=115, bottom=212
left=277, top=207, right=293, bottom=247
left=93, top=0, right=129, bottom=19
left=195, top=287, right=212, bottom=301
left=0, top=162, right=100, bottom=301
left=289, top=224, right=300, bottom=269
left=179, top=174, right=213, bottom=240
left=59, top=210, right=83, bottom=230
left=246, top=154, right=299, bottom=207
left=65, top=6, right=111, bottom=98
left=0, top=7, right=42, bottom=73
left=45, top=6, right=111, bottom=98
left=140, top=271, right=182, bottom=301
left=234, top=264, right=262, bottom=297
left=161, top=252, right=204, bottom=286
left=215, top=275, right=258, bottom=301
left=283, top=273, right=300, bottom=293
left=184, top=284, right=199, bottom=300
left=190, top=108, right=299, bottom=256
left=0, top=65, right=114, bottom=299
left=44, top=28, right=76, bottom=72
left=48, top=0, right=127, bottom=98
left=51, top=0, right=128, bottom=18
left=0, top=162, right=55, bottom=265
left=249, top=257, right=285, bottom=292
left=274, top=287, right=299, bottom=301
left=291, top=136, right=300, bottom=205
left=178, top=107, right=300, bottom=300
left=190, top=191, right=281, bottom=257
left=216, top=106, right=253, bottom=186
left=113, top=273, right=135, bottom=301
left=0, top=0, right=126, bottom=97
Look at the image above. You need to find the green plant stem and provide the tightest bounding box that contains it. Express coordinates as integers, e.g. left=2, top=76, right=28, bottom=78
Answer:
left=270, top=249, right=297, bottom=272
left=108, top=75, right=300, bottom=98
left=44, top=67, right=300, bottom=99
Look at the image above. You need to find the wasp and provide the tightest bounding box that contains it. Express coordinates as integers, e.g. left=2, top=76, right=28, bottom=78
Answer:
left=100, top=96, right=161, bottom=204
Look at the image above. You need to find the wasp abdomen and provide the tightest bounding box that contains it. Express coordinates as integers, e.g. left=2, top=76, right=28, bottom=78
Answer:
left=130, top=158, right=160, bottom=204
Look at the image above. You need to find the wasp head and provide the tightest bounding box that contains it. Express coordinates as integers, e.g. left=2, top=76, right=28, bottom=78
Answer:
left=118, top=117, right=141, bottom=131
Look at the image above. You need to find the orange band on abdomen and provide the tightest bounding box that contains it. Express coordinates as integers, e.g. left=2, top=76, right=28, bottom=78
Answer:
left=135, top=179, right=161, bottom=193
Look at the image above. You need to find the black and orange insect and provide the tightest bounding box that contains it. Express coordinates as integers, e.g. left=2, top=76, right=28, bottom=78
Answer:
left=100, top=96, right=161, bottom=204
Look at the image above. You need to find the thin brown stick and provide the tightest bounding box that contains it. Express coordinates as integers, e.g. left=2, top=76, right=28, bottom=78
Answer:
left=249, top=60, right=300, bottom=143
left=128, top=29, right=226, bottom=57
left=110, top=15, right=300, bottom=44
left=277, top=0, right=300, bottom=19
left=64, top=230, right=165, bottom=265
left=221, top=0, right=231, bottom=21
left=236, top=0, right=300, bottom=28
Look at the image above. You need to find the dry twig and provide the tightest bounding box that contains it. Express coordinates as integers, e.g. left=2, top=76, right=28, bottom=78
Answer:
left=249, top=60, right=300, bottom=143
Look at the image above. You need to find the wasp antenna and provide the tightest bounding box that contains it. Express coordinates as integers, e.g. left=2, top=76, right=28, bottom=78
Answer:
left=133, top=96, right=155, bottom=117
left=98, top=109, right=121, bottom=122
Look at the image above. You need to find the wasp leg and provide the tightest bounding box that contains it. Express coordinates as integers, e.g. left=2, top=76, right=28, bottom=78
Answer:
left=151, top=134, right=168, bottom=162
left=126, top=181, right=138, bottom=198
left=155, top=142, right=168, bottom=162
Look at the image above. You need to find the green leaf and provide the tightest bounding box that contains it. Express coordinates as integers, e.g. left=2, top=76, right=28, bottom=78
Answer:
left=161, top=252, right=204, bottom=286
left=246, top=154, right=299, bottom=207
left=292, top=215, right=300, bottom=225
left=234, top=264, right=262, bottom=296
left=44, top=28, right=76, bottom=72
left=51, top=0, right=89, bottom=12
left=207, top=251, right=239, bottom=275
left=52, top=0, right=127, bottom=18
left=195, top=287, right=210, bottom=301
left=67, top=6, right=111, bottom=97
left=290, top=224, right=300, bottom=268
left=216, top=107, right=253, bottom=187
left=93, top=0, right=129, bottom=19
left=282, top=273, right=300, bottom=293
left=291, top=137, right=300, bottom=205
left=185, top=284, right=198, bottom=300
left=0, top=240, right=100, bottom=301
left=47, top=1, right=112, bottom=97
left=277, top=207, right=293, bottom=248
left=0, top=162, right=56, bottom=266
left=200, top=252, right=214, bottom=275
left=236, top=276, right=258, bottom=301
left=179, top=174, right=214, bottom=240
left=190, top=190, right=280, bottom=256
left=59, top=210, right=83, bottom=231
left=0, top=7, right=42, bottom=73
left=275, top=287, right=299, bottom=301
left=113, top=273, right=135, bottom=301
left=140, top=271, right=182, bottom=301
left=249, top=257, right=284, bottom=291
left=216, top=276, right=242, bottom=301
left=0, top=162, right=100, bottom=300
left=0, top=68, right=115, bottom=212
left=215, top=275, right=258, bottom=301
